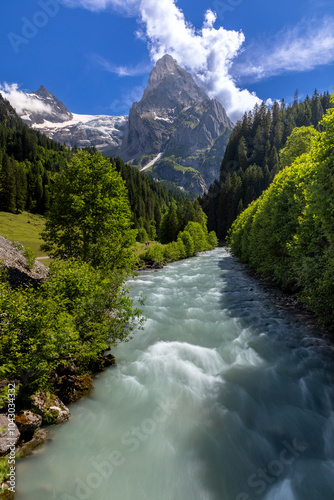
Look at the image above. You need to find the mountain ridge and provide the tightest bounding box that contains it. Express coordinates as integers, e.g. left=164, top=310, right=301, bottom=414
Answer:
left=5, top=55, right=234, bottom=194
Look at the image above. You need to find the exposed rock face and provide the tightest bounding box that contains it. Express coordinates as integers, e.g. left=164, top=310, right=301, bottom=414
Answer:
left=0, top=415, right=20, bottom=454
left=17, top=428, right=48, bottom=458
left=0, top=235, right=48, bottom=288
left=56, top=374, right=93, bottom=405
left=120, top=55, right=233, bottom=194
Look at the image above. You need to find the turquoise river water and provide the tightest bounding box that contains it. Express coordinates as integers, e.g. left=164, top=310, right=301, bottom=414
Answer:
left=16, top=248, right=334, bottom=500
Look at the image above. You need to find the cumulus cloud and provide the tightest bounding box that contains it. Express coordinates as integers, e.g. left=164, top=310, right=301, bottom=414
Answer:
left=0, top=83, right=53, bottom=116
left=232, top=17, right=334, bottom=81
left=139, top=0, right=261, bottom=122
left=61, top=0, right=261, bottom=122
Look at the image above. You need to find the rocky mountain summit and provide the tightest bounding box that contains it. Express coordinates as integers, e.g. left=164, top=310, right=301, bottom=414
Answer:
left=26, top=85, right=73, bottom=124
left=120, top=55, right=233, bottom=193
left=11, top=55, right=233, bottom=194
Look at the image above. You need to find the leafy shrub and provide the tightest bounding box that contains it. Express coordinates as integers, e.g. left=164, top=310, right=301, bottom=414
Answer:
left=228, top=97, right=334, bottom=327
left=137, top=227, right=149, bottom=243
left=139, top=244, right=165, bottom=262
left=163, top=240, right=185, bottom=262
left=184, top=221, right=210, bottom=253
left=23, top=247, right=36, bottom=270
left=0, top=259, right=141, bottom=398
left=178, top=230, right=195, bottom=257
left=207, top=231, right=219, bottom=249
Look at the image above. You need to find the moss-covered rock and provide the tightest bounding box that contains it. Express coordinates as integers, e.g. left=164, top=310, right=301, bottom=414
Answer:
left=56, top=374, right=93, bottom=405
left=30, top=391, right=70, bottom=425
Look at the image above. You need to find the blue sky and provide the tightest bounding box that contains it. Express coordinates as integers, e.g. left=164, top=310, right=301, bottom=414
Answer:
left=1, top=0, right=334, bottom=122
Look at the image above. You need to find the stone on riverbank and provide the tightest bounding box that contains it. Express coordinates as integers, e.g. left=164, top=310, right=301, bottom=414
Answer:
left=56, top=374, right=93, bottom=405
left=31, top=391, right=70, bottom=425
left=0, top=415, right=20, bottom=454
left=15, top=411, right=42, bottom=434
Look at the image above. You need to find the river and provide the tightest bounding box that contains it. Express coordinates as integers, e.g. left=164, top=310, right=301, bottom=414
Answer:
left=16, top=248, right=334, bottom=500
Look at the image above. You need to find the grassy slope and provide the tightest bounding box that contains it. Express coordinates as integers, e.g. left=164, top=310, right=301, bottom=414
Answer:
left=0, top=212, right=161, bottom=261
left=0, top=211, right=48, bottom=257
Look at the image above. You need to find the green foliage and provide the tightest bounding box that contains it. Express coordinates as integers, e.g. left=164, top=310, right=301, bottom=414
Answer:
left=202, top=91, right=333, bottom=239
left=207, top=231, right=219, bottom=248
left=113, top=157, right=177, bottom=236
left=139, top=244, right=165, bottom=263
left=42, top=152, right=136, bottom=271
left=23, top=247, right=36, bottom=270
left=184, top=221, right=210, bottom=253
left=228, top=96, right=334, bottom=328
left=137, top=227, right=149, bottom=243
left=178, top=230, right=195, bottom=257
left=0, top=457, right=10, bottom=494
left=163, top=240, right=185, bottom=262
left=0, top=93, right=69, bottom=215
left=279, top=126, right=319, bottom=169
left=0, top=259, right=141, bottom=397
left=159, top=203, right=179, bottom=244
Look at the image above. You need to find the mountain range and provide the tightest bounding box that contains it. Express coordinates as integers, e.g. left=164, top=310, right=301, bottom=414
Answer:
left=15, top=55, right=234, bottom=194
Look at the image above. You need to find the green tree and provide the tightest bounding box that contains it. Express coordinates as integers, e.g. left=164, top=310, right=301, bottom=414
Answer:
left=279, top=126, right=318, bottom=169
left=159, top=203, right=179, bottom=244
left=178, top=230, right=195, bottom=257
left=137, top=227, right=149, bottom=243
left=184, top=221, right=209, bottom=253
left=0, top=155, right=16, bottom=213
left=42, top=152, right=136, bottom=271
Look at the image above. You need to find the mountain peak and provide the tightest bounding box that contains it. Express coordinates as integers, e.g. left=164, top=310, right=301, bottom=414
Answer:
left=154, top=54, right=179, bottom=72
left=35, top=85, right=51, bottom=96
left=27, top=86, right=73, bottom=124
left=142, top=54, right=207, bottom=110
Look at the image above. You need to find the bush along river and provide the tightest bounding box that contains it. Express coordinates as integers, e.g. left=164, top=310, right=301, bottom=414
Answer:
left=16, top=248, right=334, bottom=500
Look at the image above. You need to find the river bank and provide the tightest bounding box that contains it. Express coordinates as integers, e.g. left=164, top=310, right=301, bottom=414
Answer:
left=237, top=253, right=334, bottom=349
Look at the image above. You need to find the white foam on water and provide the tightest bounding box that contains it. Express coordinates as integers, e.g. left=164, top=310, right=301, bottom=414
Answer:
left=264, top=479, right=296, bottom=500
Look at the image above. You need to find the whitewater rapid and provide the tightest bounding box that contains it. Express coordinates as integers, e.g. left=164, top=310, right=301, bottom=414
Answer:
left=17, top=248, right=334, bottom=500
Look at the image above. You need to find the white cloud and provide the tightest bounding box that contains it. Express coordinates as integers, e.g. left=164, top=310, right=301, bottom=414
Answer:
left=232, top=17, right=334, bottom=81
left=139, top=1, right=261, bottom=122
left=0, top=83, right=53, bottom=116
left=91, top=54, right=152, bottom=76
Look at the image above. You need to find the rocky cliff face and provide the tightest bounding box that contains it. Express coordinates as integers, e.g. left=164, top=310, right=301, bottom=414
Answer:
left=120, top=55, right=233, bottom=194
